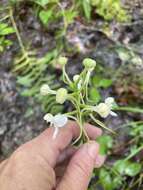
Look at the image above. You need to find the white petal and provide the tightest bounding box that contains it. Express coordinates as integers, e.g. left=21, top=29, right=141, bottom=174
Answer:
left=53, top=127, right=59, bottom=139
left=53, top=114, right=68, bottom=128
left=105, top=97, right=115, bottom=106
left=110, top=111, right=117, bottom=117
left=43, top=113, right=54, bottom=122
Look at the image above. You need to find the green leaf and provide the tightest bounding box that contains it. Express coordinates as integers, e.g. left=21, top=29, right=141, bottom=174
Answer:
left=82, top=0, right=91, bottom=20
left=0, top=23, right=15, bottom=36
left=35, top=0, right=49, bottom=6
left=35, top=0, right=57, bottom=6
left=113, top=160, right=141, bottom=176
left=92, top=75, right=102, bottom=87
left=91, top=0, right=129, bottom=22
left=96, top=135, right=113, bottom=155
left=89, top=88, right=101, bottom=103
left=99, top=168, right=113, bottom=190
left=125, top=163, right=141, bottom=177
left=0, top=23, right=8, bottom=30
left=114, top=160, right=130, bottom=175
left=99, top=79, right=112, bottom=88
left=39, top=10, right=53, bottom=25
left=17, top=76, right=33, bottom=87
left=112, top=176, right=122, bottom=189
left=64, top=9, right=78, bottom=25
left=21, top=88, right=37, bottom=96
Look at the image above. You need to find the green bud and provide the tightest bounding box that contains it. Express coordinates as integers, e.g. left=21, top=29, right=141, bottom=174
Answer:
left=58, top=56, right=68, bottom=66
left=56, top=88, right=68, bottom=104
left=73, top=74, right=80, bottom=82
left=83, top=58, right=96, bottom=69
left=40, top=84, right=56, bottom=95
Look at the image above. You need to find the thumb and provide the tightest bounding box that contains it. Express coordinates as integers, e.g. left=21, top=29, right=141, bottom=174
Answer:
left=57, top=142, right=99, bottom=190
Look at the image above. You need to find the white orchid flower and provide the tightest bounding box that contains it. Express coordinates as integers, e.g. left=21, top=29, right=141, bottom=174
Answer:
left=94, top=103, right=110, bottom=118
left=44, top=113, right=68, bottom=139
left=94, top=97, right=117, bottom=118
left=40, top=84, right=56, bottom=96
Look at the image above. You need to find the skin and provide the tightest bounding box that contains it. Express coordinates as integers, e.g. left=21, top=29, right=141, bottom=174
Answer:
left=0, top=121, right=105, bottom=190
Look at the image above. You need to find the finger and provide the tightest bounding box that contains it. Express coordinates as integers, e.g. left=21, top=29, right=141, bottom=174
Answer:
left=95, top=154, right=106, bottom=168
left=57, top=146, right=78, bottom=164
left=85, top=123, right=102, bottom=138
left=20, top=121, right=102, bottom=167
left=55, top=160, right=69, bottom=179
left=57, top=142, right=100, bottom=190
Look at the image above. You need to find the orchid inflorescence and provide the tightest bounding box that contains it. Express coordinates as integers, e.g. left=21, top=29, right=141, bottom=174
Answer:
left=40, top=57, right=117, bottom=142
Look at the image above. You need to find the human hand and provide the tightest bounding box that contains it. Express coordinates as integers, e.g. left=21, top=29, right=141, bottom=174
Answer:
left=0, top=121, right=105, bottom=190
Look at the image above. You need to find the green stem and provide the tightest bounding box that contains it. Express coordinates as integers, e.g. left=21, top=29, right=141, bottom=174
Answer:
left=72, top=120, right=83, bottom=145
left=62, top=66, right=72, bottom=84
left=9, top=8, right=27, bottom=56
left=65, top=111, right=77, bottom=116
left=125, top=144, right=143, bottom=161
left=113, top=106, right=143, bottom=113
left=90, top=114, right=116, bottom=134
left=57, top=2, right=67, bottom=34
left=0, top=15, right=10, bottom=22
left=115, top=121, right=143, bottom=131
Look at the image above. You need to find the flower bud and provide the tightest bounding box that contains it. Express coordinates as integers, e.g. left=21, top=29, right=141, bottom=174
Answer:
left=96, top=103, right=110, bottom=118
left=40, top=84, right=56, bottom=96
left=73, top=74, right=80, bottom=82
left=83, top=58, right=96, bottom=69
left=40, top=84, right=51, bottom=95
left=58, top=56, right=68, bottom=66
left=56, top=88, right=68, bottom=104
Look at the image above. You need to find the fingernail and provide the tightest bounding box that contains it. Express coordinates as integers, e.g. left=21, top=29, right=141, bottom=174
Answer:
left=87, top=142, right=99, bottom=160
left=95, top=154, right=106, bottom=168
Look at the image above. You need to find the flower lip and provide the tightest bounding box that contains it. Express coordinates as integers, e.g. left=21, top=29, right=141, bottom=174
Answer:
left=53, top=114, right=68, bottom=127
left=43, top=113, right=68, bottom=139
